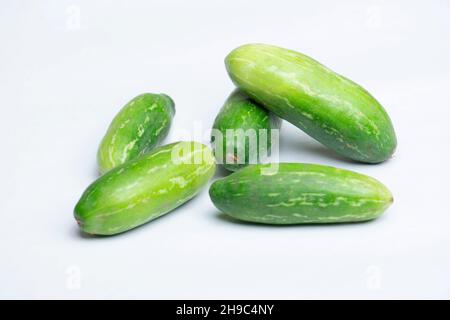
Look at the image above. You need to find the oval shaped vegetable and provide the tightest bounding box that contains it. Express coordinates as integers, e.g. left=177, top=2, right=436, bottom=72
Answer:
left=75, top=141, right=216, bottom=235
left=209, top=163, right=393, bottom=224
left=97, top=93, right=175, bottom=174
left=211, top=90, right=281, bottom=172
left=225, top=43, right=397, bottom=163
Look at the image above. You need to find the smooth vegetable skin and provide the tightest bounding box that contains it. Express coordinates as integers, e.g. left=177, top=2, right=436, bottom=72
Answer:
left=75, top=141, right=216, bottom=235
left=209, top=163, right=393, bottom=224
left=97, top=93, right=175, bottom=174
left=212, top=90, right=281, bottom=171
left=225, top=44, right=397, bottom=163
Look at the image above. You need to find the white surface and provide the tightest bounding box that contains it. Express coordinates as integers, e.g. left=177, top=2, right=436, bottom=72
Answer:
left=1, top=0, right=449, bottom=299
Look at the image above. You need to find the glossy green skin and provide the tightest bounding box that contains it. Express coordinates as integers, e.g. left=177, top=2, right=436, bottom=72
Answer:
left=225, top=44, right=397, bottom=163
left=209, top=163, right=393, bottom=224
left=75, top=142, right=216, bottom=235
left=97, top=93, right=175, bottom=174
left=212, top=90, right=281, bottom=172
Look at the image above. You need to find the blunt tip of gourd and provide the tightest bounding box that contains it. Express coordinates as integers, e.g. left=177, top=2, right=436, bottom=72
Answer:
left=159, top=93, right=176, bottom=116
left=382, top=188, right=394, bottom=208
left=74, top=209, right=86, bottom=230
left=209, top=181, right=219, bottom=199
left=75, top=217, right=83, bottom=227
left=73, top=201, right=87, bottom=227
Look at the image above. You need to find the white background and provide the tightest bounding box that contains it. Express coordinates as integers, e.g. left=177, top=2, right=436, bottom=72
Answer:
left=1, top=0, right=449, bottom=299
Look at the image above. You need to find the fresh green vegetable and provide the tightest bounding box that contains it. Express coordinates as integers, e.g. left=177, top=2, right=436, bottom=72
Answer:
left=211, top=90, right=281, bottom=171
left=97, top=93, right=175, bottom=174
left=75, top=141, right=216, bottom=235
left=209, top=163, right=393, bottom=224
left=225, top=43, right=397, bottom=163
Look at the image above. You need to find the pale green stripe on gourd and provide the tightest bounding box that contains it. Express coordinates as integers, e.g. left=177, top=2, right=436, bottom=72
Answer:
left=212, top=90, right=281, bottom=172
left=75, top=141, right=216, bottom=235
left=209, top=163, right=393, bottom=224
left=225, top=43, right=397, bottom=163
left=97, top=93, right=175, bottom=174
